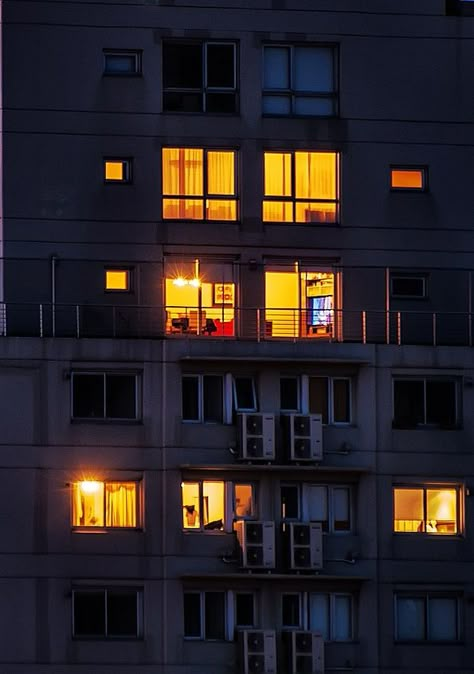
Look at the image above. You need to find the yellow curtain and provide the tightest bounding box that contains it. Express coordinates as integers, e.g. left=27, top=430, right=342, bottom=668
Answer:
left=162, top=148, right=203, bottom=219
left=72, top=482, right=105, bottom=527
left=295, top=152, right=336, bottom=222
left=207, top=151, right=236, bottom=220
left=263, top=152, right=292, bottom=222
left=106, top=482, right=137, bottom=527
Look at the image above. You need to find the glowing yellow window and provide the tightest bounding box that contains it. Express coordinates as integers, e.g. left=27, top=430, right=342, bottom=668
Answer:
left=390, top=168, right=426, bottom=190
left=182, top=480, right=224, bottom=530
left=104, top=159, right=130, bottom=183
left=263, top=151, right=338, bottom=223
left=162, top=148, right=237, bottom=221
left=105, top=269, right=130, bottom=292
left=393, top=487, right=458, bottom=535
left=72, top=480, right=138, bottom=528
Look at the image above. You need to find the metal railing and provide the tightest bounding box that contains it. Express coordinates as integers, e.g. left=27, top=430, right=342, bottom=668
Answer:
left=0, top=302, right=473, bottom=347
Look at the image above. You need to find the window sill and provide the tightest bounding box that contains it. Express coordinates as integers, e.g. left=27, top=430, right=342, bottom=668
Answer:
left=72, top=527, right=143, bottom=534
left=71, top=418, right=142, bottom=425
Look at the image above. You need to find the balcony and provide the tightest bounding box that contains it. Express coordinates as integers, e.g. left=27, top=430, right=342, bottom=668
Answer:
left=1, top=302, right=474, bottom=346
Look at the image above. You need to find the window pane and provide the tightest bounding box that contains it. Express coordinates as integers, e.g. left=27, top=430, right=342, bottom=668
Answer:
left=308, top=377, right=328, bottom=423
left=280, top=377, right=299, bottom=410
left=206, top=92, right=237, bottom=113
left=334, top=596, right=352, bottom=641
left=333, top=488, right=350, bottom=531
left=264, top=153, right=292, bottom=197
left=396, top=597, right=425, bottom=640
left=234, top=377, right=256, bottom=411
left=391, top=168, right=424, bottom=190
left=107, top=590, right=138, bottom=636
left=106, top=375, right=136, bottom=419
left=262, top=95, right=292, bottom=115
left=429, top=598, right=458, bottom=641
left=182, top=482, right=200, bottom=528
left=234, top=484, right=254, bottom=518
left=73, top=481, right=105, bottom=527
left=182, top=376, right=199, bottom=421
left=281, top=485, right=299, bottom=519
left=162, top=148, right=203, bottom=197
left=393, top=488, right=424, bottom=533
left=282, top=594, right=301, bottom=627
left=309, top=594, right=329, bottom=640
left=163, top=43, right=202, bottom=88
left=293, top=47, right=334, bottom=92
left=205, top=592, right=225, bottom=639
left=184, top=593, right=201, bottom=637
left=203, top=375, right=223, bottom=422
left=207, top=151, right=234, bottom=195
left=426, top=489, right=457, bottom=534
left=295, top=152, right=336, bottom=200
left=105, top=482, right=137, bottom=527
left=106, top=270, right=129, bottom=291
left=333, top=379, right=350, bottom=423
left=163, top=92, right=202, bottom=112
left=426, top=381, right=456, bottom=427
left=104, top=53, right=139, bottom=74
left=74, top=591, right=105, bottom=636
left=391, top=276, right=426, bottom=298
left=104, top=160, right=125, bottom=181
left=307, top=485, right=327, bottom=529
left=206, top=44, right=234, bottom=87
left=202, top=481, right=224, bottom=530
left=294, top=96, right=335, bottom=116
left=393, top=380, right=424, bottom=427
left=263, top=47, right=289, bottom=89
left=73, top=374, right=104, bottom=418
left=236, top=593, right=255, bottom=627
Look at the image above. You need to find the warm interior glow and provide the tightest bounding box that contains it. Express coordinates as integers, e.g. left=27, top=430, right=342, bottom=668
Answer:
left=80, top=481, right=101, bottom=494
left=235, top=484, right=253, bottom=517
left=105, top=270, right=128, bottom=291
left=394, top=488, right=457, bottom=534
left=73, top=481, right=137, bottom=528
left=391, top=169, right=424, bottom=189
left=182, top=481, right=224, bottom=530
left=105, top=161, right=124, bottom=181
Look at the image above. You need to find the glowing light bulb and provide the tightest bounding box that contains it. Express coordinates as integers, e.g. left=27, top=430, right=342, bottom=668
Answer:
left=173, top=277, right=187, bottom=287
left=189, top=278, right=201, bottom=288
left=80, top=480, right=101, bottom=494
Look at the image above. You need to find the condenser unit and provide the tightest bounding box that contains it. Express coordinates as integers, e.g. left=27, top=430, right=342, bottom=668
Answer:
left=289, top=522, right=323, bottom=570
left=238, top=413, right=275, bottom=460
left=284, top=414, right=323, bottom=462
left=240, top=630, right=277, bottom=674
left=287, top=631, right=324, bottom=674
left=234, top=520, right=275, bottom=569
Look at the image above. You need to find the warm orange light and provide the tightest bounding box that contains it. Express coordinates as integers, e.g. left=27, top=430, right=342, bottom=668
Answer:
left=80, top=480, right=101, bottom=494
left=172, top=277, right=187, bottom=287
left=391, top=169, right=424, bottom=189
left=105, top=270, right=128, bottom=291
left=105, top=161, right=124, bottom=181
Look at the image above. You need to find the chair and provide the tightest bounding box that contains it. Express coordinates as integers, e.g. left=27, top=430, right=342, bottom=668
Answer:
left=171, top=316, right=189, bottom=333
left=202, top=318, right=218, bottom=335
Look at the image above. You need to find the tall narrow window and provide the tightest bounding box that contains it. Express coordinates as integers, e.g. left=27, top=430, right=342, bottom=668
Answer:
left=263, top=151, right=339, bottom=223
left=162, top=148, right=237, bottom=220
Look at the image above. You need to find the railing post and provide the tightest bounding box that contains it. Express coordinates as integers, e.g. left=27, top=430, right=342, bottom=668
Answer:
left=397, top=311, right=401, bottom=346
left=432, top=312, right=437, bottom=346
left=112, top=306, right=117, bottom=338
left=470, top=312, right=473, bottom=348
left=386, top=310, right=390, bottom=345
left=362, top=310, right=367, bottom=344
left=39, top=304, right=43, bottom=338
left=76, top=305, right=80, bottom=338
left=256, top=308, right=261, bottom=343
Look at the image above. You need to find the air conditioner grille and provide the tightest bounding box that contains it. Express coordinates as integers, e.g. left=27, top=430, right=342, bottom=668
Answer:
left=246, top=437, right=263, bottom=456
left=247, top=415, right=263, bottom=434
left=246, top=523, right=263, bottom=543
left=247, top=632, right=264, bottom=651
left=295, top=654, right=314, bottom=674
left=294, top=415, right=311, bottom=435
left=293, top=524, right=311, bottom=545
left=295, top=632, right=312, bottom=652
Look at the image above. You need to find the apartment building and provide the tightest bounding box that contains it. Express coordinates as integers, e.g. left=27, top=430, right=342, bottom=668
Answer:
left=1, top=0, right=474, bottom=672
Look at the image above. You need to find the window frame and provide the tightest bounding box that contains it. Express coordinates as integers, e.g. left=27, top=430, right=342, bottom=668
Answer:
left=263, top=150, right=340, bottom=224
left=392, top=484, right=462, bottom=536
left=303, top=374, right=352, bottom=425
left=181, top=479, right=257, bottom=532
left=103, top=158, right=133, bottom=184
left=181, top=374, right=224, bottom=423
left=104, top=267, right=132, bottom=293
left=390, top=273, right=428, bottom=300
left=103, top=49, right=142, bottom=76
left=390, top=165, right=428, bottom=192
left=281, top=592, right=354, bottom=641
left=183, top=590, right=228, bottom=641
left=302, top=483, right=352, bottom=534
left=72, top=587, right=143, bottom=639
left=162, top=40, right=238, bottom=114
left=392, top=377, right=460, bottom=429
left=394, top=593, right=461, bottom=642
left=262, top=43, right=338, bottom=117
left=71, top=479, right=142, bottom=530
left=71, top=371, right=140, bottom=422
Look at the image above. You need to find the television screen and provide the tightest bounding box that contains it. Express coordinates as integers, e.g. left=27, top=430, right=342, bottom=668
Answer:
left=309, top=295, right=333, bottom=326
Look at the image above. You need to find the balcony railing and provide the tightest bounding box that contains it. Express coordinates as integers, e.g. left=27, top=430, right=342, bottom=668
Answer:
left=0, top=303, right=473, bottom=347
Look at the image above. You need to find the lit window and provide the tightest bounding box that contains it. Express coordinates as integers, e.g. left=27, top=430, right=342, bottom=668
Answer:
left=105, top=269, right=130, bottom=292
left=104, top=159, right=131, bottom=183
left=181, top=480, right=256, bottom=531
left=263, top=45, right=337, bottom=116
left=390, top=274, right=427, bottom=299
left=395, top=594, right=460, bottom=642
left=162, top=148, right=237, bottom=220
left=103, top=50, right=142, bottom=75
left=163, top=41, right=237, bottom=113
left=71, top=372, right=139, bottom=420
left=390, top=167, right=427, bottom=191
left=393, top=486, right=459, bottom=534
left=393, top=378, right=458, bottom=428
left=281, top=592, right=353, bottom=641
left=73, top=588, right=142, bottom=638
left=234, top=484, right=255, bottom=519
left=263, top=151, right=339, bottom=223
left=72, top=480, right=139, bottom=528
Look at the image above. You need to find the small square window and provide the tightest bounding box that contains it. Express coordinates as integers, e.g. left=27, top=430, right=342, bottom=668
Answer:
left=391, top=274, right=427, bottom=298
left=104, top=159, right=132, bottom=183
left=103, top=50, right=141, bottom=75
left=390, top=166, right=427, bottom=191
left=105, top=269, right=131, bottom=292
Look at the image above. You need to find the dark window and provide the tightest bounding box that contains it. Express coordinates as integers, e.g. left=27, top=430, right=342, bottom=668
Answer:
left=182, top=375, right=223, bottom=423
left=182, top=376, right=200, bottom=420
left=103, top=50, right=141, bottom=75
left=391, top=275, right=427, bottom=298
left=205, top=592, right=225, bottom=639
left=282, top=594, right=301, bottom=627
left=203, top=376, right=223, bottom=422
left=73, top=589, right=140, bottom=638
left=72, top=372, right=137, bottom=420
left=280, top=377, right=299, bottom=410
left=393, top=379, right=457, bottom=428
left=183, top=593, right=201, bottom=637
left=163, top=41, right=237, bottom=113
left=333, top=379, right=351, bottom=423
left=236, top=593, right=255, bottom=627
left=395, top=594, right=460, bottom=641
left=309, top=376, right=351, bottom=423
left=233, top=377, right=257, bottom=411
left=281, top=485, right=299, bottom=519
left=184, top=591, right=226, bottom=640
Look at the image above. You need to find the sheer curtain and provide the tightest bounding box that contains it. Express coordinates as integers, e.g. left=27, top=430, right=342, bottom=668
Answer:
left=295, top=152, right=337, bottom=222
left=106, top=482, right=137, bottom=527
left=263, top=152, right=292, bottom=222
left=162, top=148, right=203, bottom=219
left=207, top=151, right=236, bottom=220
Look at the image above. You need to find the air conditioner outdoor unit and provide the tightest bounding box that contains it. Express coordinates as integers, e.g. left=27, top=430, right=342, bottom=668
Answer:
left=234, top=520, right=276, bottom=569
left=287, top=631, right=324, bottom=674
left=289, top=522, right=323, bottom=570
left=240, top=629, right=277, bottom=674
left=238, top=413, right=275, bottom=461
left=285, top=414, right=323, bottom=462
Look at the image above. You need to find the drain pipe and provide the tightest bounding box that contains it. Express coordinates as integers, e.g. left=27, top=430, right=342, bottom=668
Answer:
left=51, top=254, right=58, bottom=337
